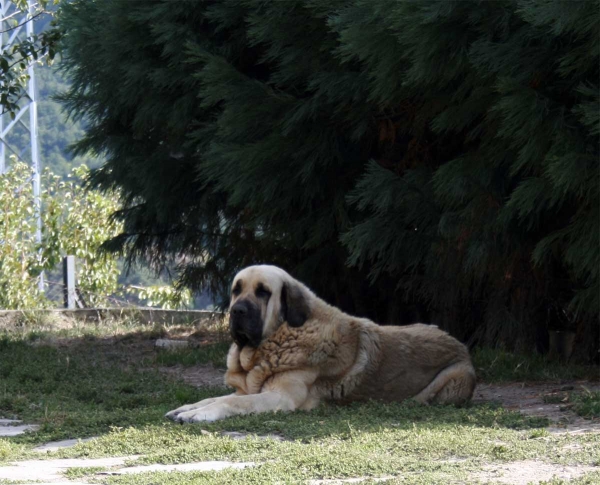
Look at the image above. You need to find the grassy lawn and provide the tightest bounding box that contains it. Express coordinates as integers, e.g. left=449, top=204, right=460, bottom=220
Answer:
left=0, top=314, right=598, bottom=484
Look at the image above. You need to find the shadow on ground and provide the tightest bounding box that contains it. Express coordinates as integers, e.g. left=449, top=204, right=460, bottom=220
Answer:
left=1, top=329, right=598, bottom=448
left=0, top=332, right=228, bottom=445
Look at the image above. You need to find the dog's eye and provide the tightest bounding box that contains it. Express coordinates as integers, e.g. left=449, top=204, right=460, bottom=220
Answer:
left=255, top=286, right=271, bottom=299
left=232, top=282, right=241, bottom=297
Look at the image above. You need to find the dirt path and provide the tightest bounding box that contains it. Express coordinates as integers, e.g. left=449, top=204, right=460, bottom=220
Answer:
left=474, top=380, right=600, bottom=433
left=475, top=460, right=597, bottom=484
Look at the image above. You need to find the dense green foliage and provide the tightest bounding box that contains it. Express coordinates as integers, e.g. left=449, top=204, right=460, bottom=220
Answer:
left=0, top=158, right=194, bottom=309
left=0, top=160, right=121, bottom=308
left=58, top=0, right=599, bottom=358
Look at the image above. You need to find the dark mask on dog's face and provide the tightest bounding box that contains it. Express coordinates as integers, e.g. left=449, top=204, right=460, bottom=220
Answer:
left=229, top=297, right=263, bottom=347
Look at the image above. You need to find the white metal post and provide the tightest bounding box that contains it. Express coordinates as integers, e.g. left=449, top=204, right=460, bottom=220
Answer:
left=63, top=255, right=76, bottom=309
left=0, top=0, right=7, bottom=174
left=27, top=0, right=43, bottom=292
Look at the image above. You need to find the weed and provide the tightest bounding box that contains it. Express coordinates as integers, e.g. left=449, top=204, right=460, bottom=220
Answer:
left=541, top=388, right=600, bottom=419
left=543, top=393, right=570, bottom=404
left=63, top=466, right=108, bottom=479
left=572, top=390, right=600, bottom=419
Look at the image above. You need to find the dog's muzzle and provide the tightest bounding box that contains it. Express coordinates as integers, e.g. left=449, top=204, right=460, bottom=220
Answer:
left=230, top=300, right=263, bottom=348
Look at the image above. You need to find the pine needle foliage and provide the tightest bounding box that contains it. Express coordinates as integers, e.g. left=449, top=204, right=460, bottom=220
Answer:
left=58, top=0, right=599, bottom=358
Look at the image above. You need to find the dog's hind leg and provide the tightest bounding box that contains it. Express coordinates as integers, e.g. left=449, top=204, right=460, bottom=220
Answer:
left=412, top=361, right=476, bottom=406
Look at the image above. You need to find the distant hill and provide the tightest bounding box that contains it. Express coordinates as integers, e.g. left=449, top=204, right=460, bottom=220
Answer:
left=37, top=63, right=101, bottom=178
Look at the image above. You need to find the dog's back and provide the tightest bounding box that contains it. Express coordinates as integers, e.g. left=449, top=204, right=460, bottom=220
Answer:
left=348, top=323, right=475, bottom=405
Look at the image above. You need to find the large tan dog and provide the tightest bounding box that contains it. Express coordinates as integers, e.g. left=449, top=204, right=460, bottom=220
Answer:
left=166, top=265, right=476, bottom=423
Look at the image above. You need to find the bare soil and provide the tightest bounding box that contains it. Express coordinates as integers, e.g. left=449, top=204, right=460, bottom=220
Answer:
left=473, top=381, right=600, bottom=433
left=475, top=460, right=597, bottom=485
left=160, top=364, right=226, bottom=388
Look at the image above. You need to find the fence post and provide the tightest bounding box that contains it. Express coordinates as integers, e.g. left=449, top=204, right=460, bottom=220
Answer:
left=63, top=255, right=76, bottom=309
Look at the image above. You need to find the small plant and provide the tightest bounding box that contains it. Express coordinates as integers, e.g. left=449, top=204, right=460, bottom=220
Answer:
left=571, top=389, right=600, bottom=419
left=63, top=466, right=107, bottom=479
left=543, top=393, right=570, bottom=405
left=124, top=285, right=192, bottom=310
left=542, top=388, right=600, bottom=419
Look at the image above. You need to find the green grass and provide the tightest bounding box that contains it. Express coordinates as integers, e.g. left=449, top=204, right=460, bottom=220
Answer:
left=43, top=413, right=600, bottom=484
left=573, top=390, right=600, bottom=419
left=154, top=342, right=229, bottom=369
left=471, top=347, right=599, bottom=382
left=63, top=466, right=108, bottom=479
left=539, top=473, right=600, bottom=485
left=0, top=317, right=598, bottom=484
left=0, top=335, right=229, bottom=447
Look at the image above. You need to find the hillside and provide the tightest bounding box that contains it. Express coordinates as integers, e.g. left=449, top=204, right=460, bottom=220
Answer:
left=36, top=63, right=101, bottom=178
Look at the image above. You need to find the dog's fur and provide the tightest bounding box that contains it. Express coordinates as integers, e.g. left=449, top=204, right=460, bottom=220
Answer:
left=166, top=265, right=476, bottom=423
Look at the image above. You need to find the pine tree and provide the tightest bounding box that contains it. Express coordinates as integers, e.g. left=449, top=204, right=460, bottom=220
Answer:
left=336, top=0, right=599, bottom=356
left=58, top=0, right=599, bottom=359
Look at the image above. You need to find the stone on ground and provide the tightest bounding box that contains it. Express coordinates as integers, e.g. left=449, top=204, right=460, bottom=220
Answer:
left=109, top=461, right=255, bottom=475
left=33, top=437, right=97, bottom=452
left=0, top=418, right=39, bottom=437
left=0, top=456, right=254, bottom=482
left=0, top=456, right=139, bottom=481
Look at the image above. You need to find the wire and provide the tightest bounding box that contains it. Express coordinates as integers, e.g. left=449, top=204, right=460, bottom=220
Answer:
left=26, top=275, right=143, bottom=308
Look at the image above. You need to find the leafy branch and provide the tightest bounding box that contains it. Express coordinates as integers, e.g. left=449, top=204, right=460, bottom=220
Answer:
left=0, top=0, right=62, bottom=117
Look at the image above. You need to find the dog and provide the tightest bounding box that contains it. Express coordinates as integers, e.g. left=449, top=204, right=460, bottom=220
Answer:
left=166, top=265, right=476, bottom=423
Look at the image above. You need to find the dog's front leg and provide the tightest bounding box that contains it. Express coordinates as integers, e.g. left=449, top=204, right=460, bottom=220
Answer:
left=174, top=369, right=318, bottom=423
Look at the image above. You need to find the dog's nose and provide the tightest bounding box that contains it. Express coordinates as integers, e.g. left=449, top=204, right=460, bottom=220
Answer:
left=231, top=302, right=248, bottom=317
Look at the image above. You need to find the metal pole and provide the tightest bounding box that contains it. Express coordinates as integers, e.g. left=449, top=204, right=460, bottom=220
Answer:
left=63, top=255, right=76, bottom=309
left=26, top=0, right=44, bottom=293
left=0, top=0, right=7, bottom=174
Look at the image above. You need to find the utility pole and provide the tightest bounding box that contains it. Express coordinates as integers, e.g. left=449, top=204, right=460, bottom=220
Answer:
left=0, top=0, right=44, bottom=292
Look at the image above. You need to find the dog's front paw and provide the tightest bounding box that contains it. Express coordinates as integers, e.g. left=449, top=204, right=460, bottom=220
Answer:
left=165, top=397, right=220, bottom=421
left=175, top=403, right=228, bottom=423
left=165, top=405, right=194, bottom=421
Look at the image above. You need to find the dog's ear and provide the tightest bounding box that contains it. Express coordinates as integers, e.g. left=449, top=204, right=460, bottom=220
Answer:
left=280, top=281, right=310, bottom=327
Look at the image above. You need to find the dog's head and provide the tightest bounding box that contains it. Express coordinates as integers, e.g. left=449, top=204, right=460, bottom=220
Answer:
left=228, top=265, right=311, bottom=348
